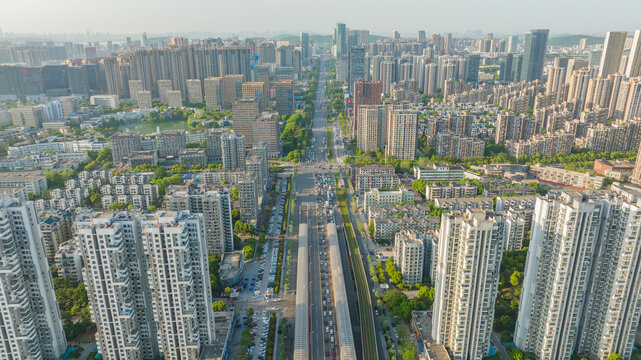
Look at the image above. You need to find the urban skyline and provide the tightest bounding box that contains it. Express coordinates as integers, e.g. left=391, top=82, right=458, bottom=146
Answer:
left=3, top=8, right=641, bottom=360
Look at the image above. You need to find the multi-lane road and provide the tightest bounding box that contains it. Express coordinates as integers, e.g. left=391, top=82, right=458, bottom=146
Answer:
left=288, top=55, right=379, bottom=359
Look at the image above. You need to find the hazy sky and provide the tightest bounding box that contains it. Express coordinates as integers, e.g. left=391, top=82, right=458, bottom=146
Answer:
left=2, top=0, right=640, bottom=37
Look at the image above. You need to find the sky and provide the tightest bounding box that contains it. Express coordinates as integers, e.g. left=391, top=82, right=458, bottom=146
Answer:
left=1, top=0, right=640, bottom=38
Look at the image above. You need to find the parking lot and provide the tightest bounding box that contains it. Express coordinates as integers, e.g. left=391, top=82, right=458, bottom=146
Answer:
left=229, top=178, right=289, bottom=360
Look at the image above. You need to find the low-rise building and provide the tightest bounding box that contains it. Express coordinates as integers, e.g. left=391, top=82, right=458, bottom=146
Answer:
left=434, top=197, right=494, bottom=212
left=179, top=148, right=207, bottom=166
left=483, top=184, right=536, bottom=197
left=128, top=150, right=158, bottom=167
left=354, top=164, right=400, bottom=192
left=413, top=164, right=465, bottom=182
left=0, top=187, right=28, bottom=202
left=529, top=164, right=605, bottom=190
left=220, top=251, right=244, bottom=287
left=593, top=159, right=634, bottom=181
left=0, top=170, right=48, bottom=195
left=363, top=188, right=414, bottom=214
left=424, top=183, right=477, bottom=200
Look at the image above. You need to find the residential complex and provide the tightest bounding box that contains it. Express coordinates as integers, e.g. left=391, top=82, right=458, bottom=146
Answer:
left=0, top=200, right=68, bottom=359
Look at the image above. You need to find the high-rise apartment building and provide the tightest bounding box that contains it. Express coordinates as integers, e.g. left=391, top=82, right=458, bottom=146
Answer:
left=348, top=46, right=366, bottom=93
left=258, top=42, right=276, bottom=64
left=625, top=30, right=641, bottom=77
left=40, top=214, right=65, bottom=263
left=357, top=105, right=387, bottom=152
left=78, top=210, right=216, bottom=360
left=128, top=79, right=144, bottom=102
left=221, top=132, right=246, bottom=171
left=77, top=211, right=159, bottom=359
left=515, top=190, right=641, bottom=360
left=253, top=112, right=280, bottom=158
left=0, top=200, right=68, bottom=359
left=599, top=31, right=628, bottom=77
left=165, top=184, right=234, bottom=254
left=137, top=90, right=153, bottom=109
left=186, top=79, right=203, bottom=103
left=424, top=63, right=438, bottom=94
left=352, top=79, right=382, bottom=135
left=380, top=61, right=394, bottom=94
left=204, top=77, right=222, bottom=109
left=507, top=35, right=519, bottom=53
left=241, top=82, right=265, bottom=111
left=386, top=109, right=418, bottom=160
left=253, top=65, right=271, bottom=100
left=110, top=131, right=142, bottom=163
left=167, top=90, right=182, bottom=108
left=205, top=129, right=224, bottom=164
left=232, top=98, right=260, bottom=146
left=9, top=105, right=46, bottom=128
left=140, top=211, right=216, bottom=359
left=222, top=74, right=244, bottom=109
left=521, top=29, right=549, bottom=82
left=433, top=209, right=504, bottom=360
left=393, top=230, right=425, bottom=284
left=622, top=77, right=641, bottom=121
left=238, top=176, right=260, bottom=223
left=275, top=79, right=295, bottom=115
left=158, top=79, right=173, bottom=103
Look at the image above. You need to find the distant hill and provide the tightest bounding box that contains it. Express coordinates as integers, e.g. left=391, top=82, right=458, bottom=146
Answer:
left=275, top=34, right=386, bottom=47
left=548, top=35, right=603, bottom=47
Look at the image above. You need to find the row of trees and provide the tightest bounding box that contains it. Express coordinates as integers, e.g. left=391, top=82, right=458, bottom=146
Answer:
left=52, top=272, right=95, bottom=340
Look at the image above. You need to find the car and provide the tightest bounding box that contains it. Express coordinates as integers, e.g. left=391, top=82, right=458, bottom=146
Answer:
left=331, top=336, right=334, bottom=343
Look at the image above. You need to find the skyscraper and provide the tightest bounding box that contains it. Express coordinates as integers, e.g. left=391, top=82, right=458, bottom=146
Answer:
left=625, top=30, right=641, bottom=77
left=238, top=176, right=260, bottom=223
left=253, top=112, right=281, bottom=158
left=515, top=190, right=641, bottom=360
left=221, top=132, right=246, bottom=171
left=352, top=79, right=382, bottom=135
left=380, top=61, right=394, bottom=94
left=253, top=65, right=271, bottom=100
left=204, top=77, right=222, bottom=109
left=520, top=29, right=549, bottom=82
left=186, top=79, right=203, bottom=103
left=432, top=209, right=504, bottom=360
left=140, top=211, right=216, bottom=359
left=334, top=23, right=347, bottom=57
left=128, top=79, right=144, bottom=103
left=348, top=46, right=366, bottom=93
left=78, top=210, right=216, bottom=360
left=300, top=32, right=310, bottom=63
left=393, top=230, right=425, bottom=284
left=507, top=35, right=519, bottom=53
left=0, top=200, right=68, bottom=359
left=275, top=79, right=295, bottom=115
left=241, top=82, right=265, bottom=111
left=386, top=108, right=418, bottom=160
left=599, top=31, right=628, bottom=77
left=232, top=98, right=260, bottom=146
left=357, top=105, right=387, bottom=152
left=222, top=74, right=244, bottom=109
left=165, top=184, right=234, bottom=254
